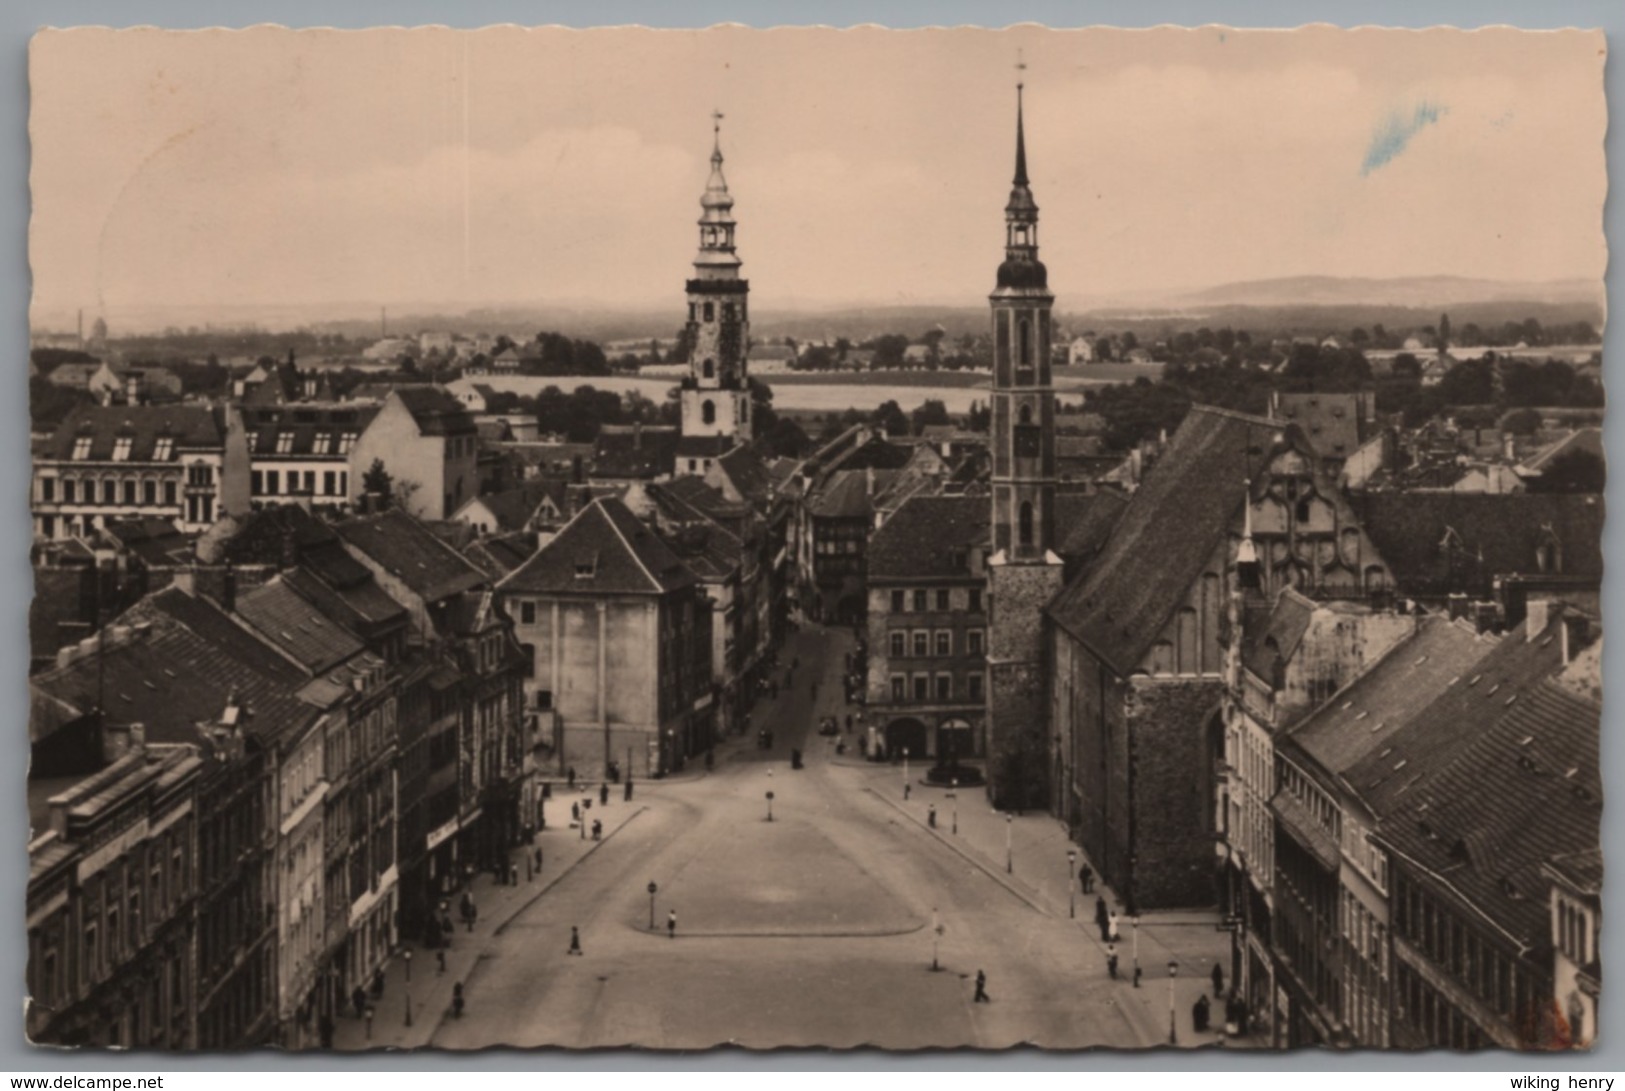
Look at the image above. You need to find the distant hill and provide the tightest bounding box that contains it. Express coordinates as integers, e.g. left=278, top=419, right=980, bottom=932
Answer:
left=1166, top=274, right=1601, bottom=310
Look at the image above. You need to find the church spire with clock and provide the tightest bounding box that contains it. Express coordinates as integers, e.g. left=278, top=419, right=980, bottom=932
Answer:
left=678, top=112, right=752, bottom=470
left=985, top=78, right=1065, bottom=812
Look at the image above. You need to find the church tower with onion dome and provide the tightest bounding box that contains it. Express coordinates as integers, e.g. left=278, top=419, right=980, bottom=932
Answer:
left=985, top=78, right=1065, bottom=812
left=678, top=112, right=752, bottom=471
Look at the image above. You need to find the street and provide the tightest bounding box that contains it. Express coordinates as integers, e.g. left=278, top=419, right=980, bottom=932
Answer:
left=407, top=624, right=1235, bottom=1050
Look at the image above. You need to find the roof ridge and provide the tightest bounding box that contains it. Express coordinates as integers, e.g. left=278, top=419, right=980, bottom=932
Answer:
left=597, top=499, right=668, bottom=593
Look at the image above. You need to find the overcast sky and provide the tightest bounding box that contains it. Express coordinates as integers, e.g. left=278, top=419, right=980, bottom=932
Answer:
left=28, top=24, right=1606, bottom=327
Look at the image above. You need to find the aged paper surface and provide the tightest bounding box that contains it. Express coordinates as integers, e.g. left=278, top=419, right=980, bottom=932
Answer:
left=25, top=25, right=1605, bottom=1051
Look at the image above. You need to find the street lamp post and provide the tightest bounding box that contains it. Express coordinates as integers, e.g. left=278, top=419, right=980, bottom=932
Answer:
left=1067, top=850, right=1077, bottom=919
left=403, top=948, right=412, bottom=983
left=949, top=779, right=958, bottom=835
left=902, top=747, right=909, bottom=795
left=1005, top=813, right=1013, bottom=874
left=403, top=950, right=413, bottom=1027
left=648, top=881, right=659, bottom=930
left=931, top=907, right=944, bottom=972
left=1132, top=915, right=1142, bottom=987
left=766, top=790, right=775, bottom=822
left=1168, top=959, right=1179, bottom=1045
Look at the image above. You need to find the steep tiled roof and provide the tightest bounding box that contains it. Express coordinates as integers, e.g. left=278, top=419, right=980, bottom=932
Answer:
left=1353, top=492, right=1604, bottom=596
left=41, top=403, right=226, bottom=461
left=1046, top=405, right=1286, bottom=675
left=868, top=496, right=989, bottom=580
left=31, top=587, right=316, bottom=749
left=1521, top=427, right=1603, bottom=473
left=244, top=402, right=377, bottom=455
left=234, top=576, right=367, bottom=674
left=334, top=509, right=486, bottom=603
left=392, top=386, right=478, bottom=437
left=465, top=480, right=563, bottom=533
left=101, top=517, right=193, bottom=567
left=464, top=533, right=536, bottom=579
left=593, top=426, right=679, bottom=481
left=1055, top=489, right=1128, bottom=566
left=1285, top=615, right=1493, bottom=776
left=1347, top=612, right=1575, bottom=817
left=1377, top=672, right=1600, bottom=947
left=712, top=444, right=774, bottom=508
left=1241, top=587, right=1319, bottom=682
left=808, top=468, right=897, bottom=520
left=498, top=497, right=696, bottom=596
left=1546, top=847, right=1603, bottom=895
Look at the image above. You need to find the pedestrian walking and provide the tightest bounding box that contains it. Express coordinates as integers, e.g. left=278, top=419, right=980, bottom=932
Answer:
left=1108, top=910, right=1121, bottom=943
left=1106, top=944, right=1119, bottom=980
left=437, top=949, right=447, bottom=975
left=352, top=986, right=367, bottom=1019
left=1193, top=994, right=1211, bottom=1033
left=667, top=909, right=677, bottom=939
left=452, top=982, right=465, bottom=1019
left=973, top=970, right=990, bottom=1003
left=567, top=766, right=577, bottom=789
left=1211, top=963, right=1224, bottom=999
left=571, top=801, right=580, bottom=823
left=904, top=783, right=911, bottom=801
left=927, top=803, right=937, bottom=828
left=1078, top=862, right=1094, bottom=893
left=534, top=847, right=543, bottom=873
left=591, top=818, right=602, bottom=840
left=1094, top=896, right=1109, bottom=942
left=568, top=926, right=583, bottom=956
left=625, top=776, right=634, bottom=801
left=509, top=862, right=520, bottom=886
left=600, top=783, right=610, bottom=806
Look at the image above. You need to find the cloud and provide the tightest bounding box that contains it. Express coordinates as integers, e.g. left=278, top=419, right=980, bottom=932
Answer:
left=1361, top=101, right=1447, bottom=176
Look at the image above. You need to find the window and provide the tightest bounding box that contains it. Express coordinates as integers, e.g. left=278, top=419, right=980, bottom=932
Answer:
left=535, top=689, right=552, bottom=710
left=72, top=436, right=92, bottom=460
left=890, top=675, right=906, bottom=701
left=102, top=479, right=117, bottom=504
left=111, top=436, right=133, bottom=461
left=1019, top=502, right=1035, bottom=547
left=143, top=481, right=157, bottom=505
left=703, top=359, right=715, bottom=379
left=889, top=632, right=905, bottom=658
left=122, top=480, right=136, bottom=504
left=912, top=631, right=928, bottom=657
left=164, top=481, right=177, bottom=505
left=323, top=471, right=336, bottom=496
left=312, top=432, right=332, bottom=455
left=936, top=589, right=951, bottom=611
left=40, top=477, right=54, bottom=502
left=520, top=601, right=536, bottom=625
left=251, top=471, right=263, bottom=495
left=935, top=630, right=952, bottom=656
left=275, top=432, right=294, bottom=454
left=704, top=303, right=715, bottom=322
left=968, top=672, right=984, bottom=701
left=266, top=470, right=280, bottom=495
left=152, top=437, right=173, bottom=461
left=62, top=479, right=75, bottom=503
left=339, top=433, right=358, bottom=455
left=913, top=589, right=927, bottom=612
left=702, top=401, right=716, bottom=425
left=912, top=675, right=929, bottom=701
left=967, top=629, right=984, bottom=655
left=892, top=590, right=906, bottom=613
left=935, top=674, right=952, bottom=701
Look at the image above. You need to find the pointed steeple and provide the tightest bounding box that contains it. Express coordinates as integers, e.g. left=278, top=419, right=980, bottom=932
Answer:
left=1013, top=82, right=1029, bottom=187
left=695, top=109, right=741, bottom=277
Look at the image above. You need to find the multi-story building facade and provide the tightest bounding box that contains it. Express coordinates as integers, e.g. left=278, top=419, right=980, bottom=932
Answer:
left=1544, top=848, right=1601, bottom=1048
left=866, top=495, right=991, bottom=762
left=348, top=386, right=479, bottom=521
left=245, top=401, right=377, bottom=511
left=26, top=743, right=203, bottom=1049
left=32, top=402, right=251, bottom=540
left=498, top=497, right=715, bottom=778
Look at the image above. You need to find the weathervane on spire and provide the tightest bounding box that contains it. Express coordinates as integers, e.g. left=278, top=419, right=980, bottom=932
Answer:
left=1016, top=47, right=1026, bottom=90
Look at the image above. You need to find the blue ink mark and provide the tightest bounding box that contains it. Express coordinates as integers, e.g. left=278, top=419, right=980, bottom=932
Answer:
left=1361, top=101, right=1446, bottom=176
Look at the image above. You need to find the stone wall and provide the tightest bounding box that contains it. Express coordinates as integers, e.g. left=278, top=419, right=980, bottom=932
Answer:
left=1123, top=675, right=1225, bottom=909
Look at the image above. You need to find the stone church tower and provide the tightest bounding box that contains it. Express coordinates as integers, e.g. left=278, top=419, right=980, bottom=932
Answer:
left=679, top=113, right=752, bottom=451
left=985, top=83, right=1065, bottom=811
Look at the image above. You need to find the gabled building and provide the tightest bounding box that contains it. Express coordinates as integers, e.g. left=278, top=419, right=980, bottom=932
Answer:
left=1047, top=404, right=1394, bottom=909
left=244, top=402, right=378, bottom=512
left=865, top=495, right=992, bottom=763
left=497, top=497, right=714, bottom=779
left=349, top=386, right=479, bottom=521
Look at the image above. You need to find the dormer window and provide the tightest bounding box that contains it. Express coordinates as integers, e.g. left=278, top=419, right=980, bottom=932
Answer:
left=574, top=553, right=598, bottom=579
left=111, top=436, right=133, bottom=462
left=312, top=432, right=333, bottom=455
left=71, top=435, right=92, bottom=460
left=276, top=431, right=295, bottom=454
left=339, top=432, right=359, bottom=454
left=152, top=436, right=174, bottom=461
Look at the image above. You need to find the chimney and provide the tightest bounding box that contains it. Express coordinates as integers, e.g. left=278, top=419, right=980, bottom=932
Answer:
left=1503, top=432, right=1516, bottom=463
left=1526, top=599, right=1550, bottom=641
left=221, top=565, right=237, bottom=614
left=866, top=466, right=875, bottom=497
left=125, top=374, right=142, bottom=405
left=172, top=568, right=196, bottom=596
